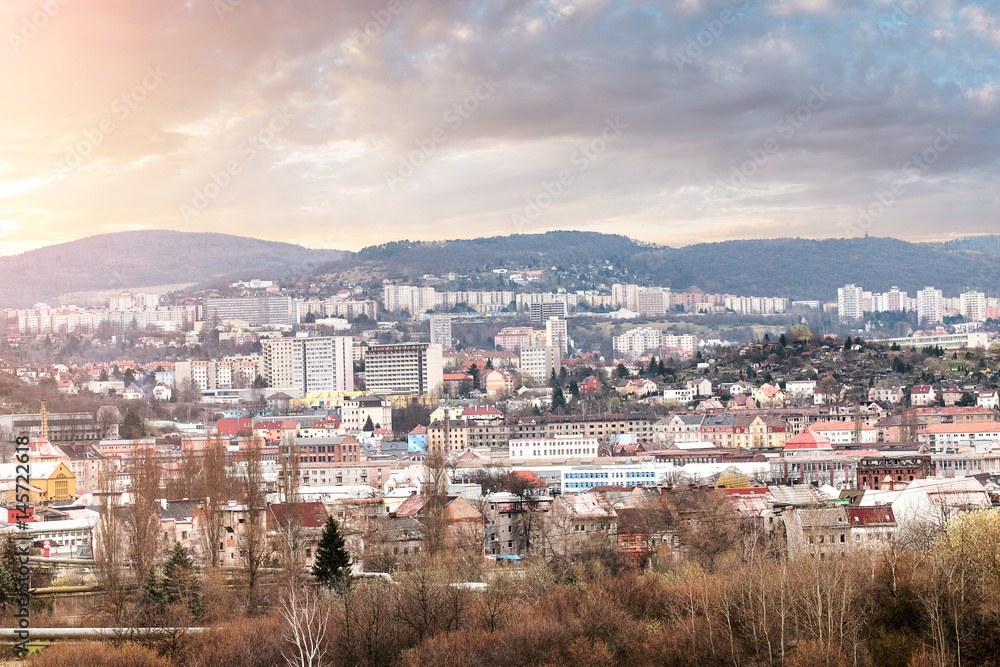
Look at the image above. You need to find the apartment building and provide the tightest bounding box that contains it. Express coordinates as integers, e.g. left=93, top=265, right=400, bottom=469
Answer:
left=364, top=343, right=443, bottom=394
left=204, top=295, right=292, bottom=326
left=520, top=345, right=560, bottom=382
left=509, top=436, right=599, bottom=460
left=261, top=335, right=354, bottom=393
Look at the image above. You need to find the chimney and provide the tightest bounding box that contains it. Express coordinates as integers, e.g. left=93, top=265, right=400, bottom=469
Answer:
left=40, top=399, right=48, bottom=441
left=160, top=498, right=168, bottom=511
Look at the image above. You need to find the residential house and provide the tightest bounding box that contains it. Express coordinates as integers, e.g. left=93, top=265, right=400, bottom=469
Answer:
left=753, top=383, right=785, bottom=408
left=941, top=385, right=964, bottom=407
left=732, top=416, right=788, bottom=449
left=977, top=390, right=999, bottom=410
left=540, top=492, right=617, bottom=558
left=392, top=493, right=486, bottom=557
left=121, top=383, right=144, bottom=400
left=407, top=426, right=428, bottom=452
left=807, top=421, right=878, bottom=445
left=56, top=443, right=104, bottom=493
left=617, top=379, right=659, bottom=398
left=868, top=386, right=904, bottom=404
left=727, top=394, right=757, bottom=410
left=910, top=385, right=937, bottom=407
left=266, top=501, right=329, bottom=568
left=700, top=415, right=736, bottom=448
left=662, top=386, right=696, bottom=405
left=578, top=375, right=604, bottom=396
left=152, top=383, right=172, bottom=401
left=686, top=377, right=713, bottom=397
left=615, top=507, right=651, bottom=568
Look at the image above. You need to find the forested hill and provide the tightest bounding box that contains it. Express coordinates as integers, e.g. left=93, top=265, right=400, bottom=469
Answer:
left=0, top=231, right=341, bottom=308
left=320, top=233, right=1000, bottom=302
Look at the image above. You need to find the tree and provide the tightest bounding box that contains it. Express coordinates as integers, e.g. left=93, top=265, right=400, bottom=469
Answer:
left=549, top=368, right=559, bottom=388
left=121, top=410, right=147, bottom=440
left=551, top=386, right=567, bottom=410
left=124, top=448, right=161, bottom=586
left=844, top=336, right=853, bottom=351
left=238, top=439, right=269, bottom=605
left=123, top=368, right=136, bottom=386
left=312, top=516, right=351, bottom=590
left=616, top=363, right=629, bottom=378
left=363, top=416, right=375, bottom=432
left=161, top=542, right=203, bottom=619
left=277, top=433, right=306, bottom=588
left=252, top=374, right=267, bottom=389
left=98, top=369, right=109, bottom=382
left=199, top=437, right=231, bottom=568
left=0, top=536, right=21, bottom=609
left=94, top=459, right=128, bottom=623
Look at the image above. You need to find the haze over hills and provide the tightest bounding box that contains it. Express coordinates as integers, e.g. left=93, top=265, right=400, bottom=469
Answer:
left=0, top=231, right=342, bottom=308
left=7, top=230, right=1000, bottom=308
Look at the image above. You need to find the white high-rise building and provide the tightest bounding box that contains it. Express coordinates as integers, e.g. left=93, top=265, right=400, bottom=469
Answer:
left=917, top=287, right=944, bottom=325
left=612, top=326, right=663, bottom=360
left=364, top=343, right=443, bottom=394
left=429, top=315, right=453, bottom=348
left=960, top=290, right=987, bottom=322
left=382, top=285, right=437, bottom=314
left=261, top=336, right=354, bottom=394
left=636, top=287, right=669, bottom=317
left=611, top=284, right=639, bottom=310
left=837, top=284, right=865, bottom=322
left=520, top=346, right=561, bottom=383
left=545, top=317, right=569, bottom=356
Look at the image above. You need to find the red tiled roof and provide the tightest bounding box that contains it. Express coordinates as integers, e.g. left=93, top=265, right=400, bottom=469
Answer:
left=784, top=429, right=832, bottom=450
left=845, top=507, right=895, bottom=525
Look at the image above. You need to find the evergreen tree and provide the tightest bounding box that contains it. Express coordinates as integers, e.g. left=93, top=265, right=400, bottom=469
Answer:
left=162, top=542, right=203, bottom=619
left=363, top=416, right=375, bottom=432
left=647, top=357, right=657, bottom=376
left=551, top=386, right=567, bottom=410
left=779, top=333, right=788, bottom=347
left=657, top=359, right=666, bottom=376
left=569, top=380, right=580, bottom=399
left=549, top=369, right=559, bottom=388
left=139, top=565, right=165, bottom=618
left=616, top=363, right=629, bottom=378
left=844, top=336, right=853, bottom=350
left=313, top=516, right=350, bottom=590
left=0, top=535, right=21, bottom=609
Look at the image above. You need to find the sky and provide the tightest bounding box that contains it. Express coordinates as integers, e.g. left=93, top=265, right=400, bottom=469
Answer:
left=0, top=0, right=998, bottom=256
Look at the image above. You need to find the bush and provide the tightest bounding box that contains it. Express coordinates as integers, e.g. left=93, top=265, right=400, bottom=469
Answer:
left=28, top=641, right=169, bottom=667
left=183, top=614, right=286, bottom=667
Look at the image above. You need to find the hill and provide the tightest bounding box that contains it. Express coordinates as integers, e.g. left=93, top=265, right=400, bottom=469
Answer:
left=314, top=231, right=646, bottom=279
left=0, top=231, right=342, bottom=308
left=321, top=233, right=1000, bottom=301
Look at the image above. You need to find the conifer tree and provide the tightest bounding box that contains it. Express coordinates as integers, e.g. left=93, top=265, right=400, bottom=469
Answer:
left=312, top=516, right=350, bottom=590
left=162, top=542, right=203, bottom=619
left=0, top=535, right=21, bottom=609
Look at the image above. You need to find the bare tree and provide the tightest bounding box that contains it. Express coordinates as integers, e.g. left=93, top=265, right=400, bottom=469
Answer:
left=280, top=586, right=331, bottom=667
left=124, top=448, right=162, bottom=582
left=93, top=459, right=128, bottom=623
left=238, top=438, right=270, bottom=600
left=276, top=431, right=306, bottom=587
left=198, top=436, right=230, bottom=568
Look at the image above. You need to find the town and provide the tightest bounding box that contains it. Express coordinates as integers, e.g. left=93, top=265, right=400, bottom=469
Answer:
left=2, top=272, right=1000, bottom=665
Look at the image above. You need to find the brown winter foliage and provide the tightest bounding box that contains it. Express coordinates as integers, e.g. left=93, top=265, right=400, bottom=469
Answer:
left=24, top=505, right=1000, bottom=667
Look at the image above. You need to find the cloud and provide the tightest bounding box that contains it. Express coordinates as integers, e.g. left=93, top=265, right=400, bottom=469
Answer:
left=0, top=0, right=997, bottom=255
